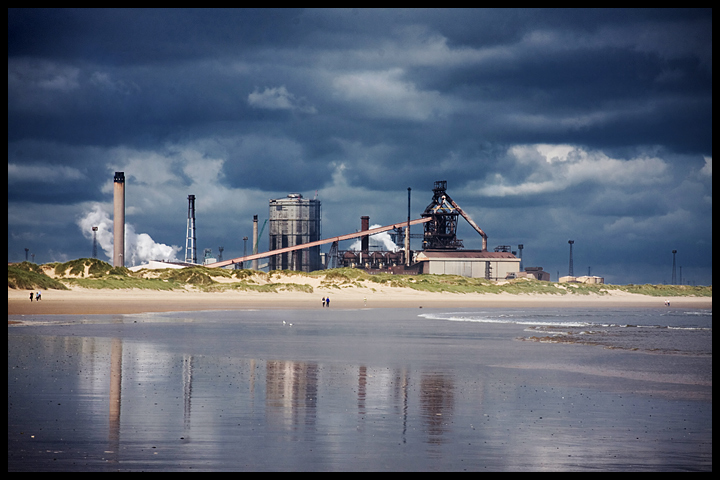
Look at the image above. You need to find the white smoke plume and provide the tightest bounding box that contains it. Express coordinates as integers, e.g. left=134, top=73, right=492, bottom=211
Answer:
left=348, top=224, right=400, bottom=252
left=77, top=204, right=181, bottom=266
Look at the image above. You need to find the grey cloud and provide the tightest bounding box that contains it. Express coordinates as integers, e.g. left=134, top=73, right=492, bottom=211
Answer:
left=248, top=86, right=317, bottom=113
left=7, top=9, right=712, bottom=283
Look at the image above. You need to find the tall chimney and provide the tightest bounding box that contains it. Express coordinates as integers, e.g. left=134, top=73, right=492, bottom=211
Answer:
left=361, top=216, right=370, bottom=253
left=113, top=172, right=125, bottom=267
left=252, top=215, right=259, bottom=270
left=518, top=244, right=524, bottom=272
left=92, top=226, right=98, bottom=259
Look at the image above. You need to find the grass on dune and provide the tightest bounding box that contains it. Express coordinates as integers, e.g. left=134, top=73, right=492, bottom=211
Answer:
left=8, top=261, right=712, bottom=297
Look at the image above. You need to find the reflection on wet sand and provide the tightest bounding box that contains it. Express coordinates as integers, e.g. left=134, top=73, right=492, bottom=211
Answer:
left=420, top=373, right=455, bottom=444
left=182, top=354, right=193, bottom=433
left=8, top=313, right=711, bottom=472
left=266, top=361, right=318, bottom=432
left=358, top=365, right=367, bottom=416
left=108, top=337, right=122, bottom=464
left=394, top=368, right=410, bottom=443
left=103, top=339, right=458, bottom=452
left=262, top=360, right=454, bottom=445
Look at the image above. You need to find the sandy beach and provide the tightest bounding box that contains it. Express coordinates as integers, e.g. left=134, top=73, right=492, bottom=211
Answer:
left=7, top=285, right=712, bottom=317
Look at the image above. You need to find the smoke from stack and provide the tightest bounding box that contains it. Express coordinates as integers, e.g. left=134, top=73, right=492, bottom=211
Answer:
left=349, top=224, right=400, bottom=252
left=78, top=204, right=181, bottom=266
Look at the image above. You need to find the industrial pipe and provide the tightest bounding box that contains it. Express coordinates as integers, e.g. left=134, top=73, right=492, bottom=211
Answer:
left=446, top=195, right=488, bottom=251
left=210, top=217, right=432, bottom=269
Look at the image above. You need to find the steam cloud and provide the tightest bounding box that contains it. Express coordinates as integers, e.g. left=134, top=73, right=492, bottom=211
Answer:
left=77, top=204, right=181, bottom=266
left=348, top=224, right=400, bottom=252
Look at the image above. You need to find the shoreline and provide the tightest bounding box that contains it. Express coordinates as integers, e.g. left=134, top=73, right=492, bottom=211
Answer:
left=8, top=286, right=712, bottom=317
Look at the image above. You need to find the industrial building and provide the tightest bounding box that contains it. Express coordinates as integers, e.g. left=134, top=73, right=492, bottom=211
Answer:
left=560, top=275, right=605, bottom=284
left=416, top=250, right=519, bottom=280
left=511, top=266, right=552, bottom=281
left=413, top=181, right=520, bottom=280
left=268, top=193, right=322, bottom=272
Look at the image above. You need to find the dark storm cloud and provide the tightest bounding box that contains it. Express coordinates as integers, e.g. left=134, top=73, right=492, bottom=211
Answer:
left=8, top=8, right=307, bottom=64
left=7, top=8, right=712, bottom=284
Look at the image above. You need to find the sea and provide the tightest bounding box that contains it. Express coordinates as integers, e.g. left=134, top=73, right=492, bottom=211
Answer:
left=8, top=306, right=712, bottom=471
left=420, top=307, right=713, bottom=356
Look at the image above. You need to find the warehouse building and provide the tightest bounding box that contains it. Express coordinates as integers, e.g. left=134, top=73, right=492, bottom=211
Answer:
left=416, top=250, right=520, bottom=281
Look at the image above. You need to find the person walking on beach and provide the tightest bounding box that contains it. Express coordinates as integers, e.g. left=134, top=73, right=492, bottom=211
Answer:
left=29, top=291, right=34, bottom=302
left=322, top=297, right=326, bottom=308
left=36, top=291, right=41, bottom=301
left=326, top=296, right=330, bottom=307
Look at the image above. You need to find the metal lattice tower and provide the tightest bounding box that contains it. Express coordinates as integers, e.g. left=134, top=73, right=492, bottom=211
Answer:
left=326, top=241, right=339, bottom=269
left=671, top=250, right=677, bottom=284
left=185, top=195, right=197, bottom=264
left=568, top=240, right=575, bottom=276
left=421, top=180, right=489, bottom=252
left=422, top=181, right=462, bottom=250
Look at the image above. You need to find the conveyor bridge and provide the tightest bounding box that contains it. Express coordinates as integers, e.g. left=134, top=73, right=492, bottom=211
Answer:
left=209, top=217, right=431, bottom=269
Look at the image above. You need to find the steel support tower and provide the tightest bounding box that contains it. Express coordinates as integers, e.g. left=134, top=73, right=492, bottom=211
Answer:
left=421, top=180, right=489, bottom=252
left=185, top=195, right=197, bottom=264
left=568, top=240, right=575, bottom=277
left=671, top=250, right=677, bottom=284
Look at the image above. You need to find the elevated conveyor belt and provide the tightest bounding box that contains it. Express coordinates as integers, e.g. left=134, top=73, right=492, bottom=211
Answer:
left=209, top=217, right=432, bottom=269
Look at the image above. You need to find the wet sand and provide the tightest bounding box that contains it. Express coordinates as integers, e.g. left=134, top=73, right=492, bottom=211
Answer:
left=8, top=306, right=712, bottom=471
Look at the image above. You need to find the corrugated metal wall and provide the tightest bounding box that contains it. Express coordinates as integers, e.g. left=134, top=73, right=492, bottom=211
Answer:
left=268, top=195, right=322, bottom=272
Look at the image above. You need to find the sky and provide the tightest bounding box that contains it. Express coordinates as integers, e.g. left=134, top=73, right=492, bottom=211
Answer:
left=8, top=8, right=712, bottom=285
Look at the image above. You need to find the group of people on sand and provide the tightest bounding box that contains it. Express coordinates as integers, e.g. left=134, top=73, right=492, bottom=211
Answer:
left=29, top=291, right=41, bottom=301
left=321, top=296, right=330, bottom=307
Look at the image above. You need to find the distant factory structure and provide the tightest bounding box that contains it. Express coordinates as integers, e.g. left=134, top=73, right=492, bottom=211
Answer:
left=202, top=179, right=531, bottom=280
left=507, top=266, right=551, bottom=281
left=268, top=193, right=322, bottom=273
left=559, top=275, right=605, bottom=284
left=413, top=181, right=520, bottom=280
left=107, top=177, right=575, bottom=283
left=104, top=171, right=612, bottom=282
left=560, top=240, right=604, bottom=283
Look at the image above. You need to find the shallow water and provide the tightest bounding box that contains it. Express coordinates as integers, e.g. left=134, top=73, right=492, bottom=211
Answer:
left=8, top=307, right=712, bottom=471
left=422, top=307, right=713, bottom=355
